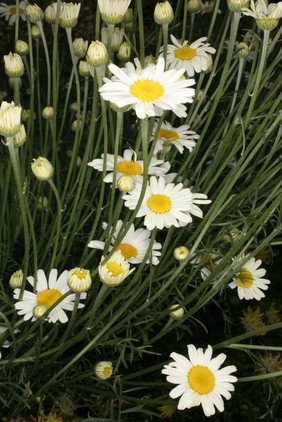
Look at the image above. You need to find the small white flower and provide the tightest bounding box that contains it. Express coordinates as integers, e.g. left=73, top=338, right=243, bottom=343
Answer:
left=88, top=149, right=169, bottom=186
left=94, top=361, right=113, bottom=379
left=229, top=254, right=270, bottom=300
left=0, top=0, right=27, bottom=26
left=151, top=120, right=199, bottom=155
left=123, top=176, right=211, bottom=231
left=68, top=267, right=92, bottom=292
left=242, top=0, right=282, bottom=19
left=99, top=57, right=195, bottom=119
left=162, top=344, right=237, bottom=417
left=13, top=269, right=86, bottom=323
left=88, top=220, right=162, bottom=265
left=165, top=35, right=216, bottom=77
left=98, top=250, right=135, bottom=286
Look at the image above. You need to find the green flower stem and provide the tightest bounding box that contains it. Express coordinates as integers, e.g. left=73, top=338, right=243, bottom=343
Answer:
left=59, top=293, right=82, bottom=343
left=214, top=322, right=282, bottom=350
left=13, top=78, right=21, bottom=106
left=207, top=0, right=221, bottom=39
left=188, top=12, right=195, bottom=43
left=229, top=57, right=245, bottom=118
left=136, top=0, right=145, bottom=65
left=36, top=21, right=51, bottom=105
left=47, top=178, right=62, bottom=270
left=6, top=140, right=30, bottom=294
left=57, top=67, right=75, bottom=142
left=14, top=0, right=20, bottom=45
left=106, top=23, right=115, bottom=54
left=244, top=30, right=270, bottom=129
left=227, top=344, right=282, bottom=352
left=181, top=0, right=188, bottom=40
left=239, top=371, right=282, bottom=383
left=162, top=24, right=169, bottom=64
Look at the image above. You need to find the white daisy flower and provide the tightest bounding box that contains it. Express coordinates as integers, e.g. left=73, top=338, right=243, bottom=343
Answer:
left=99, top=57, right=195, bottom=119
left=0, top=0, right=27, bottom=26
left=162, top=344, right=237, bottom=417
left=242, top=0, right=282, bottom=19
left=98, top=250, right=135, bottom=286
left=165, top=35, right=216, bottom=77
left=229, top=255, right=270, bottom=300
left=88, top=220, right=162, bottom=265
left=13, top=269, right=87, bottom=323
left=151, top=120, right=199, bottom=155
left=88, top=148, right=168, bottom=186
left=123, top=176, right=211, bottom=230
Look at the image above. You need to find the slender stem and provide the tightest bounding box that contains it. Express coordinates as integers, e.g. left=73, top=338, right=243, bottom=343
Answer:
left=37, top=21, right=51, bottom=105
left=47, top=178, right=62, bottom=270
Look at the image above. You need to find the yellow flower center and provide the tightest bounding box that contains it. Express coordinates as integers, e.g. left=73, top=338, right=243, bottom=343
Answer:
left=147, top=194, right=172, bottom=213
left=36, top=289, right=62, bottom=308
left=188, top=365, right=215, bottom=394
left=236, top=268, right=253, bottom=288
left=103, top=366, right=112, bottom=377
left=130, top=79, right=165, bottom=101
left=106, top=262, right=124, bottom=277
left=175, top=45, right=197, bottom=60
left=116, top=160, right=142, bottom=175
left=158, top=128, right=179, bottom=141
left=9, top=6, right=24, bottom=15
left=117, top=243, right=138, bottom=258
left=73, top=268, right=87, bottom=279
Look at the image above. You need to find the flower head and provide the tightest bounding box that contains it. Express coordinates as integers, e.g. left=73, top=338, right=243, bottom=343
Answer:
left=123, top=176, right=211, bottom=230
left=98, top=250, right=135, bottom=286
left=162, top=344, right=237, bottom=417
left=151, top=120, right=199, bottom=155
left=0, top=0, right=27, bottom=26
left=26, top=3, right=44, bottom=23
left=240, top=306, right=266, bottom=335
left=174, top=246, right=189, bottom=261
left=9, top=269, right=23, bottom=289
left=88, top=220, right=162, bottom=265
left=229, top=255, right=270, bottom=300
left=0, top=101, right=21, bottom=137
left=94, top=361, right=113, bottom=379
left=4, top=52, right=25, bottom=78
left=58, top=2, right=81, bottom=28
left=68, top=267, right=92, bottom=292
left=154, top=1, right=174, bottom=25
left=86, top=41, right=108, bottom=67
left=15, top=39, right=29, bottom=56
left=242, top=0, right=282, bottom=30
left=13, top=269, right=86, bottom=323
left=165, top=35, right=216, bottom=77
left=99, top=57, right=195, bottom=119
left=88, top=149, right=169, bottom=186
left=98, top=0, right=131, bottom=24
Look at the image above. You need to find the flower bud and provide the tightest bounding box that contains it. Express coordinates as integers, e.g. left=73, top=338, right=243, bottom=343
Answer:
left=117, top=175, right=135, bottom=192
left=169, top=304, right=185, bottom=320
left=73, top=38, right=88, bottom=58
left=227, top=0, right=250, bottom=12
left=68, top=267, right=92, bottom=292
left=94, top=361, right=113, bottom=380
left=117, top=42, right=131, bottom=61
left=31, top=157, right=54, bottom=181
left=31, top=25, right=41, bottom=39
left=236, top=42, right=249, bottom=58
left=12, top=124, right=26, bottom=147
left=4, top=53, right=24, bottom=78
left=26, top=4, right=44, bottom=23
left=45, top=4, right=56, bottom=24
left=78, top=60, right=92, bottom=77
left=15, top=40, right=29, bottom=56
left=154, top=1, right=174, bottom=25
left=174, top=246, right=189, bottom=261
left=187, top=0, right=201, bottom=13
left=101, top=26, right=124, bottom=52
left=37, top=196, right=48, bottom=210
left=9, top=269, right=23, bottom=289
left=42, top=106, right=54, bottom=120
left=0, top=101, right=21, bottom=137
left=21, top=109, right=30, bottom=122
left=86, top=41, right=108, bottom=67
left=33, top=304, right=48, bottom=318
left=59, top=2, right=81, bottom=28
left=98, top=0, right=131, bottom=25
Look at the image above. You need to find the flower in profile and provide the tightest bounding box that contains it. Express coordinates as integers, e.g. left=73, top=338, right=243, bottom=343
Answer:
left=86, top=41, right=108, bottom=67
left=26, top=3, right=44, bottom=23
left=165, top=35, right=216, bottom=77
left=151, top=120, right=199, bottom=155
left=88, top=220, right=162, bottom=265
left=229, top=255, right=270, bottom=300
left=123, top=176, right=211, bottom=230
left=242, top=0, right=282, bottom=30
left=162, top=344, right=237, bottom=416
left=94, top=361, right=113, bottom=379
left=0, top=101, right=21, bottom=137
left=98, top=0, right=131, bottom=24
left=99, top=57, right=195, bottom=119
left=0, top=0, right=27, bottom=26
left=88, top=149, right=168, bottom=186
left=68, top=267, right=92, bottom=292
left=101, top=26, right=124, bottom=52
left=13, top=269, right=86, bottom=323
left=9, top=269, right=23, bottom=289
left=98, top=250, right=135, bottom=287
left=58, top=2, right=81, bottom=28
left=240, top=306, right=266, bottom=336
